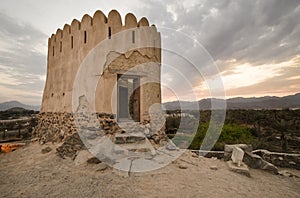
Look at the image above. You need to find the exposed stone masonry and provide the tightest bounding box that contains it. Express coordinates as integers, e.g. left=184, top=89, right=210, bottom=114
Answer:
left=33, top=111, right=167, bottom=158
left=33, top=112, right=77, bottom=143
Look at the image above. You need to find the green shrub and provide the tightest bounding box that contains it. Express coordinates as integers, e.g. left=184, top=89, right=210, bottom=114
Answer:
left=188, top=123, right=257, bottom=150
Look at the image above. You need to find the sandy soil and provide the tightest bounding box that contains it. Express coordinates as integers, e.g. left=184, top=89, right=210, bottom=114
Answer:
left=0, top=143, right=299, bottom=198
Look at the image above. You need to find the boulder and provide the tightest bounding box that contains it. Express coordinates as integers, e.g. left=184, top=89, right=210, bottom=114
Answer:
left=95, top=163, right=108, bottom=171
left=178, top=164, right=188, bottom=169
left=243, top=151, right=278, bottom=174
left=41, top=146, right=52, bottom=154
left=74, top=149, right=97, bottom=166
left=243, top=152, right=262, bottom=169
left=261, top=161, right=278, bottom=174
left=87, top=157, right=101, bottom=164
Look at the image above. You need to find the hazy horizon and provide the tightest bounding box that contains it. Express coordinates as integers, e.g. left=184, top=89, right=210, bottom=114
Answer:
left=1, top=92, right=299, bottom=106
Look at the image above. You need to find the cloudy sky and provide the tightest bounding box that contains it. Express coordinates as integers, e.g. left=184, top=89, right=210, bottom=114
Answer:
left=0, top=0, right=299, bottom=105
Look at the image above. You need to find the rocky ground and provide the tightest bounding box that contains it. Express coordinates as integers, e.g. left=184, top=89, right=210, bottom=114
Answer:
left=0, top=143, right=299, bottom=198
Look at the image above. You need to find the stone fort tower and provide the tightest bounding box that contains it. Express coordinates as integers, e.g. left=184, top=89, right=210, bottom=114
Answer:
left=35, top=10, right=166, bottom=146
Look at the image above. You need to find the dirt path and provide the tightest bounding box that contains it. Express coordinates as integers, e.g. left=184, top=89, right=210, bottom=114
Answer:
left=0, top=143, right=299, bottom=197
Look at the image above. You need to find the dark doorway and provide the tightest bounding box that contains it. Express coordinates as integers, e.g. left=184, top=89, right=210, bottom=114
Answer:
left=119, top=86, right=129, bottom=118
left=117, top=75, right=140, bottom=122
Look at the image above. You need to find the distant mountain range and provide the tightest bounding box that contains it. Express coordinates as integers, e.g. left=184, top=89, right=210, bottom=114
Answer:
left=0, top=101, right=40, bottom=111
left=1, top=93, right=300, bottom=111
left=163, top=93, right=300, bottom=110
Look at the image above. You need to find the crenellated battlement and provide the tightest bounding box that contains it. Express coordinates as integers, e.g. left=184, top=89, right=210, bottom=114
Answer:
left=42, top=9, right=161, bottom=117
left=48, top=10, right=155, bottom=57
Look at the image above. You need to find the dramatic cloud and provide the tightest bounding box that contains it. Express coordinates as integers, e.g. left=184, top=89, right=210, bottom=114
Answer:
left=225, top=56, right=300, bottom=97
left=0, top=12, right=47, bottom=105
left=0, top=0, right=299, bottom=104
left=139, top=0, right=300, bottom=63
left=134, top=0, right=300, bottom=100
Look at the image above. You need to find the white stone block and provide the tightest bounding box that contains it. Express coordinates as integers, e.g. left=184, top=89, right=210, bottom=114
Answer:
left=231, top=146, right=244, bottom=166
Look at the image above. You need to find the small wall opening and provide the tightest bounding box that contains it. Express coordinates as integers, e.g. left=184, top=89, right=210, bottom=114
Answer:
left=84, top=31, right=87, bottom=43
left=132, top=31, right=135, bottom=43
left=60, top=41, right=62, bottom=52
left=52, top=46, right=54, bottom=56
left=71, top=36, right=73, bottom=49
left=108, top=27, right=111, bottom=39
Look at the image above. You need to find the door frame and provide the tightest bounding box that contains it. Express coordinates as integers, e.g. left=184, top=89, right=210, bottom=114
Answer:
left=117, top=74, right=140, bottom=122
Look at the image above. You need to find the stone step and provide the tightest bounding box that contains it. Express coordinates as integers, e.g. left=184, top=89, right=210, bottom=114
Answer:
left=113, top=138, right=156, bottom=158
left=117, top=121, right=145, bottom=133
left=114, top=132, right=146, bottom=144
left=118, top=121, right=140, bottom=127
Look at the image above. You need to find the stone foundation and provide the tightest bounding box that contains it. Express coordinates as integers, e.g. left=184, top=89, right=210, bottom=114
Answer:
left=33, top=112, right=167, bottom=158
left=33, top=112, right=77, bottom=143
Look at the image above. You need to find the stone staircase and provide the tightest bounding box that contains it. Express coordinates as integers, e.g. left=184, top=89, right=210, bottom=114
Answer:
left=77, top=121, right=158, bottom=167
left=78, top=121, right=182, bottom=175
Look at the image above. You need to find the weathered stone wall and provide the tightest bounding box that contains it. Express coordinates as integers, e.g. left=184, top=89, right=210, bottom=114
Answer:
left=33, top=112, right=77, bottom=143
left=41, top=10, right=161, bottom=116
left=253, top=149, right=300, bottom=170
left=34, top=112, right=120, bottom=143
